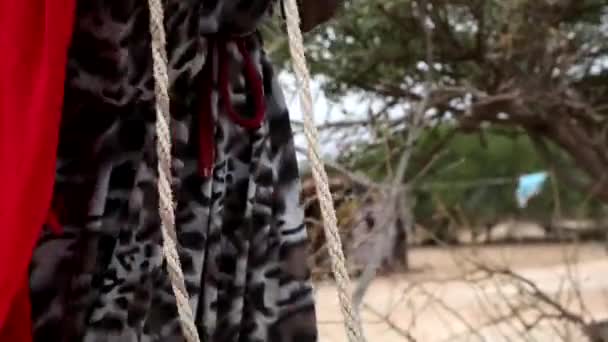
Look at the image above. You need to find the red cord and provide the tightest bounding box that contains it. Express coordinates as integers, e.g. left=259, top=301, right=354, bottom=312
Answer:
left=45, top=196, right=63, bottom=235
left=199, top=36, right=266, bottom=177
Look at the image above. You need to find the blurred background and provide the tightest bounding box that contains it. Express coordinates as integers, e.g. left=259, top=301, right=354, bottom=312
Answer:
left=265, top=1, right=608, bottom=341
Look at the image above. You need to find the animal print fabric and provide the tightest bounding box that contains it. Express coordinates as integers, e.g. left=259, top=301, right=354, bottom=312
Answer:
left=28, top=1, right=317, bottom=341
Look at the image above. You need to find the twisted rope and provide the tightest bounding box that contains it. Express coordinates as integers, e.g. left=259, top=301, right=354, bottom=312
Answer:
left=283, top=1, right=366, bottom=341
left=147, top=1, right=201, bottom=341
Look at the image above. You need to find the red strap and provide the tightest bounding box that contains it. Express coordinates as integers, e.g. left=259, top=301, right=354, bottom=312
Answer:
left=0, top=0, right=75, bottom=339
left=199, top=36, right=266, bottom=177
left=199, top=39, right=217, bottom=177
left=219, top=40, right=266, bottom=129
left=46, top=196, right=64, bottom=236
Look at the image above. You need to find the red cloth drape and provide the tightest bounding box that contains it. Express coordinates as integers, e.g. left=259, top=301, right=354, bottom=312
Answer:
left=0, top=0, right=75, bottom=340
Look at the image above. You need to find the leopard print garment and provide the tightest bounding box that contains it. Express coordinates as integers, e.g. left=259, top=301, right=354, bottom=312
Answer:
left=28, top=1, right=317, bottom=341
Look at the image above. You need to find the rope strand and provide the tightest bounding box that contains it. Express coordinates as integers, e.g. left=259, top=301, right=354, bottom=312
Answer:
left=147, top=0, right=201, bottom=341
left=282, top=1, right=366, bottom=341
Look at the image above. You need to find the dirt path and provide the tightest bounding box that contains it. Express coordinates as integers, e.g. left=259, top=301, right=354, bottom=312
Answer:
left=315, top=243, right=608, bottom=342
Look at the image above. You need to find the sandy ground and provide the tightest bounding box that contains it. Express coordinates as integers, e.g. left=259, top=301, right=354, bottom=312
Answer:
left=315, top=243, right=608, bottom=342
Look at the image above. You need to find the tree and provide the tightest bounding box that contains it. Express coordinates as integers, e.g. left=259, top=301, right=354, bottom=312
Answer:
left=275, top=0, right=608, bottom=201
left=340, top=124, right=604, bottom=239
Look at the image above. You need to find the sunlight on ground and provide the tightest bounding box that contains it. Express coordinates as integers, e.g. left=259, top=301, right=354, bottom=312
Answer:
left=315, top=243, right=608, bottom=342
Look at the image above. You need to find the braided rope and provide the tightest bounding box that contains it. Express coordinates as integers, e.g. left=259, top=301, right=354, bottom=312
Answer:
left=147, top=1, right=201, bottom=341
left=283, top=1, right=366, bottom=341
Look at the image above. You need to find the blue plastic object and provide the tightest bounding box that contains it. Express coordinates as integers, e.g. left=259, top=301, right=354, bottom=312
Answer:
left=516, top=172, right=548, bottom=208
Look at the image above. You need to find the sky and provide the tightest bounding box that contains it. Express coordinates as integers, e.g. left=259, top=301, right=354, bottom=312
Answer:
left=279, top=72, right=381, bottom=162
left=279, top=72, right=354, bottom=160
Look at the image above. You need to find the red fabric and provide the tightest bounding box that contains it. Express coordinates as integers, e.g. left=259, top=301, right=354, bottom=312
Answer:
left=0, top=282, right=31, bottom=341
left=0, top=0, right=75, bottom=340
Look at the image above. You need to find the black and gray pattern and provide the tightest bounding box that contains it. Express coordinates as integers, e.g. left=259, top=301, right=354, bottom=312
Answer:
left=28, top=1, right=317, bottom=341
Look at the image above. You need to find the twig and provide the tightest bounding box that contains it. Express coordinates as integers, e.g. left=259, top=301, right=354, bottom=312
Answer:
left=361, top=303, right=418, bottom=342
left=352, top=3, right=435, bottom=309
